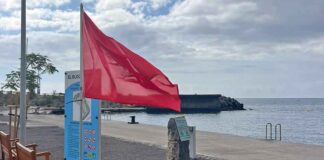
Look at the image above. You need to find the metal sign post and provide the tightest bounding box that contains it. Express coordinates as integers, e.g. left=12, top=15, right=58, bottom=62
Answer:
left=19, top=0, right=27, bottom=145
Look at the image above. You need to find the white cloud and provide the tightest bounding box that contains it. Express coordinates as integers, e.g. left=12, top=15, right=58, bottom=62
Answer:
left=130, top=1, right=147, bottom=17
left=27, top=0, right=71, bottom=8
left=82, top=0, right=95, bottom=3
left=0, top=0, right=20, bottom=11
left=95, top=0, right=131, bottom=12
left=305, top=38, right=324, bottom=55
left=0, top=0, right=71, bottom=11
left=0, top=31, right=79, bottom=70
left=93, top=8, right=140, bottom=29
left=0, top=16, right=20, bottom=31
left=51, top=10, right=79, bottom=32
left=26, top=8, right=53, bottom=19
left=149, top=0, right=172, bottom=10
left=0, top=35, right=20, bottom=69
left=1, top=0, right=323, bottom=62
left=0, top=8, right=79, bottom=32
left=26, top=31, right=80, bottom=71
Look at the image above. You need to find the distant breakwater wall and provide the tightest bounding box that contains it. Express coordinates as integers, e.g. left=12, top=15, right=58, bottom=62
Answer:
left=146, top=94, right=244, bottom=113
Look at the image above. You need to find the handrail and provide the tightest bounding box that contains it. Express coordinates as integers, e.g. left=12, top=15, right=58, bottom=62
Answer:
left=102, top=111, right=111, bottom=120
left=266, top=123, right=272, bottom=140
left=275, top=124, right=282, bottom=141
left=265, top=123, right=282, bottom=141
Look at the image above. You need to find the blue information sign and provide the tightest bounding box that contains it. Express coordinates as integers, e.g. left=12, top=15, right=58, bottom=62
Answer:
left=64, top=71, right=101, bottom=160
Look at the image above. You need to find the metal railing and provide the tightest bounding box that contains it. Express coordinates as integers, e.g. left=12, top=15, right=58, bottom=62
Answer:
left=266, top=123, right=272, bottom=140
left=265, top=123, right=282, bottom=141
left=102, top=111, right=111, bottom=120
left=275, top=124, right=281, bottom=141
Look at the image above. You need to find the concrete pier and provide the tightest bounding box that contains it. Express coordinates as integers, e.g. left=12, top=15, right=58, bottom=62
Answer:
left=27, top=114, right=324, bottom=160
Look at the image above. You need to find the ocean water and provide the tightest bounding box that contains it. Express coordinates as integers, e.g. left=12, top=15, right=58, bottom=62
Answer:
left=103, top=98, right=324, bottom=146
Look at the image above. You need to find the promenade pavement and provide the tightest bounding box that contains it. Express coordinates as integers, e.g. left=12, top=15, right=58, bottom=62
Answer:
left=0, top=114, right=168, bottom=160
left=28, top=114, right=324, bottom=160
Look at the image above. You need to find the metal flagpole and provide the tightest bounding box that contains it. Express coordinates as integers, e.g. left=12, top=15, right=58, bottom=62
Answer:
left=79, top=3, right=84, bottom=160
left=26, top=37, right=28, bottom=120
left=19, top=0, right=27, bottom=145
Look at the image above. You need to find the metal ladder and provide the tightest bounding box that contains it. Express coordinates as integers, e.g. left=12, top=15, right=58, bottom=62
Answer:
left=102, top=111, right=111, bottom=120
left=265, top=123, right=281, bottom=141
left=275, top=124, right=281, bottom=141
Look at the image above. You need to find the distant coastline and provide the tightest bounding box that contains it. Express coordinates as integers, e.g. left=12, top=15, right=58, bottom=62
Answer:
left=0, top=91, right=244, bottom=114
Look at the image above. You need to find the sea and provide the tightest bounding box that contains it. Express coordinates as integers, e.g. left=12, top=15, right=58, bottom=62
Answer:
left=104, top=98, right=324, bottom=146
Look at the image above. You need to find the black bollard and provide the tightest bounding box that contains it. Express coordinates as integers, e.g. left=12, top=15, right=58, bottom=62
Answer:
left=128, top=116, right=139, bottom=124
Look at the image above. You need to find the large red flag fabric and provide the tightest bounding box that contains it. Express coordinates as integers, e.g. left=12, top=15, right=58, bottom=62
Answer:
left=82, top=12, right=181, bottom=112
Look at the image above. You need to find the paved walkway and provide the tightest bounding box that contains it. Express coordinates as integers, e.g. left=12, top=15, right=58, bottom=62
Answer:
left=29, top=114, right=324, bottom=160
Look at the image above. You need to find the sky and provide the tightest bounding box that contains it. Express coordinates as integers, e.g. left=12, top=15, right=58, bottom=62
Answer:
left=0, top=0, right=324, bottom=98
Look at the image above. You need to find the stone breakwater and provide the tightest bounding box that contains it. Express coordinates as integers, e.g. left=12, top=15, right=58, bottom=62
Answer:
left=146, top=94, right=244, bottom=113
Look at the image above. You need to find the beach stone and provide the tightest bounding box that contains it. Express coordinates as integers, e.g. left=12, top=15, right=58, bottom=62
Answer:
left=167, top=118, right=190, bottom=160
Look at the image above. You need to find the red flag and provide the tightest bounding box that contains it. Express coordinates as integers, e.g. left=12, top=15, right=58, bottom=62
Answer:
left=82, top=12, right=181, bottom=112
